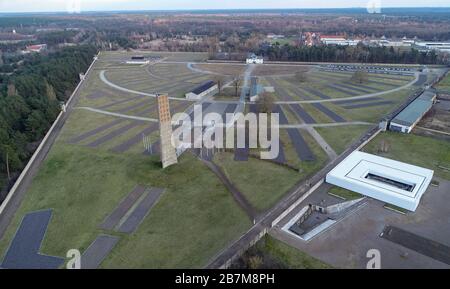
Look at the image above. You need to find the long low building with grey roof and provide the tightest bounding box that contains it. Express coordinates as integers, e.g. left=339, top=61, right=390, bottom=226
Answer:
left=389, top=89, right=437, bottom=133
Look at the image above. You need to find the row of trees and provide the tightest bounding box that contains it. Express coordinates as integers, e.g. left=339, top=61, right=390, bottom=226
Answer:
left=259, top=44, right=446, bottom=65
left=0, top=45, right=97, bottom=196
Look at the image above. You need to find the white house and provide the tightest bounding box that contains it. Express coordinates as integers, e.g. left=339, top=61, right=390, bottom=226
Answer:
left=326, top=151, right=434, bottom=211
left=246, top=53, right=264, bottom=64
left=185, top=81, right=218, bottom=100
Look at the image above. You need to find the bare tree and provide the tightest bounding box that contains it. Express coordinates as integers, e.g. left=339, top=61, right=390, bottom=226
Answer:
left=213, top=75, right=225, bottom=94
left=294, top=70, right=308, bottom=83
left=351, top=70, right=369, bottom=84
left=233, top=76, right=242, bottom=98
left=256, top=92, right=275, bottom=113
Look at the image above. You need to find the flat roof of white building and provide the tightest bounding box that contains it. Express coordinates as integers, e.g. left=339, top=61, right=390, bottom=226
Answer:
left=326, top=151, right=434, bottom=211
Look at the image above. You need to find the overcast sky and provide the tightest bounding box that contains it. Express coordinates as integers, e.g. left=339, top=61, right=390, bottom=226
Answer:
left=0, top=0, right=449, bottom=13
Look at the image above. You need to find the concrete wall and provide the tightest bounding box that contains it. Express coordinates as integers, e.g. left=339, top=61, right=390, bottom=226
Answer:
left=0, top=53, right=99, bottom=217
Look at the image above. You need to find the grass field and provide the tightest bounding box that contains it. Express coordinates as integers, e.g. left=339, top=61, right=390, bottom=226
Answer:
left=0, top=52, right=256, bottom=268
left=232, top=235, right=332, bottom=269
left=212, top=128, right=328, bottom=212
left=437, top=72, right=450, bottom=92
left=316, top=125, right=372, bottom=155
left=363, top=131, right=450, bottom=181
left=213, top=152, right=300, bottom=212
left=0, top=144, right=252, bottom=268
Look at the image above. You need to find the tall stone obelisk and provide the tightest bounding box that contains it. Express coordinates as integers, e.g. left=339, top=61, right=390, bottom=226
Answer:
left=157, top=94, right=178, bottom=168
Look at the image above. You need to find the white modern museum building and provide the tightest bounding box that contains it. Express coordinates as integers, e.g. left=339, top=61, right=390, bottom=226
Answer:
left=326, top=151, right=434, bottom=211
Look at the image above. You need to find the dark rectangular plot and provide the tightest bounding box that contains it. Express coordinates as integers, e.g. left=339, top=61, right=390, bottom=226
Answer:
left=69, top=119, right=124, bottom=144
left=312, top=103, right=346, bottom=123
left=87, top=121, right=143, bottom=147
left=286, top=128, right=315, bottom=161
left=286, top=84, right=313, bottom=100
left=98, top=95, right=144, bottom=110
left=381, top=226, right=450, bottom=265
left=81, top=235, right=119, bottom=269
left=171, top=101, right=192, bottom=115
left=1, top=210, right=64, bottom=269
left=367, top=79, right=399, bottom=88
left=266, top=77, right=294, bottom=101
left=223, top=103, right=238, bottom=116
left=343, top=82, right=383, bottom=92
left=273, top=105, right=289, bottom=125
left=335, top=97, right=382, bottom=105
left=288, top=104, right=316, bottom=124
left=273, top=141, right=286, bottom=164
left=116, top=99, right=150, bottom=113
left=342, top=100, right=394, bottom=109
left=331, top=83, right=374, bottom=94
left=301, top=87, right=331, bottom=99
left=99, top=185, right=147, bottom=230
left=117, top=188, right=165, bottom=234
left=326, top=84, right=359, bottom=96
left=111, top=123, right=159, bottom=153
left=414, top=74, right=427, bottom=86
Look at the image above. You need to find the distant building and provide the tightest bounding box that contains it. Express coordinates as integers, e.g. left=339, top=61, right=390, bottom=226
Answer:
left=320, top=35, right=360, bottom=46
left=414, top=41, right=450, bottom=53
left=326, top=151, right=434, bottom=212
left=267, top=34, right=285, bottom=40
left=25, top=44, right=47, bottom=53
left=126, top=55, right=150, bottom=65
left=389, top=89, right=437, bottom=133
left=246, top=53, right=264, bottom=64
left=185, top=81, right=218, bottom=100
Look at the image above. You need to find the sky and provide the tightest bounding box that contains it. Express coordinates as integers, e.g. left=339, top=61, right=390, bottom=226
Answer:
left=0, top=0, right=449, bottom=13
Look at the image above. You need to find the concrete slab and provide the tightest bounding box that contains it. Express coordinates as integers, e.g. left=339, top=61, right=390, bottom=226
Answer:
left=341, top=101, right=394, bottom=109
left=312, top=103, right=346, bottom=123
left=99, top=185, right=147, bottom=231
left=81, top=235, right=119, bottom=269
left=68, top=119, right=124, bottom=144
left=285, top=128, right=316, bottom=161
left=87, top=121, right=144, bottom=147
left=117, top=188, right=165, bottom=234
left=1, top=209, right=64, bottom=269
left=288, top=104, right=316, bottom=124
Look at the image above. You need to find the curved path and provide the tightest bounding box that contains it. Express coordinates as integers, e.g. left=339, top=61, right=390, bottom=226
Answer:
left=274, top=72, right=420, bottom=104
left=99, top=70, right=195, bottom=102
left=101, top=67, right=420, bottom=105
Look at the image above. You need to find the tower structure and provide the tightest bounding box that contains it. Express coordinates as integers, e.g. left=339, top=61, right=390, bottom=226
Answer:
left=157, top=94, right=178, bottom=168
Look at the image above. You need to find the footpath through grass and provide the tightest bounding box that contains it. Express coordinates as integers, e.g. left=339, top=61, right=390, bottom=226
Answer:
left=0, top=145, right=251, bottom=268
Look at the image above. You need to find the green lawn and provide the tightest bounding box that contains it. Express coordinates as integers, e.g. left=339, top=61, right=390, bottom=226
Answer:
left=363, top=131, right=450, bottom=181
left=213, top=152, right=300, bottom=212
left=316, top=125, right=372, bottom=155
left=0, top=145, right=252, bottom=268
left=328, top=186, right=362, bottom=201
left=234, top=235, right=332, bottom=269
left=437, top=73, right=450, bottom=92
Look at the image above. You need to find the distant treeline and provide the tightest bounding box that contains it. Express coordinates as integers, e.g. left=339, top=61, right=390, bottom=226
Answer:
left=0, top=45, right=97, bottom=195
left=259, top=44, right=444, bottom=65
